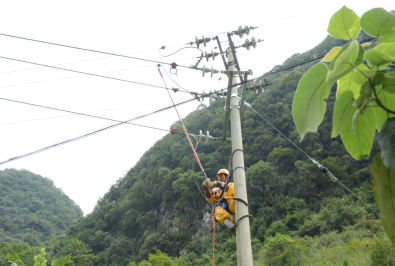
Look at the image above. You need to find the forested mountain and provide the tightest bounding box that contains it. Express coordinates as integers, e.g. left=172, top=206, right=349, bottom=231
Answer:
left=66, top=30, right=394, bottom=265
left=0, top=169, right=83, bottom=247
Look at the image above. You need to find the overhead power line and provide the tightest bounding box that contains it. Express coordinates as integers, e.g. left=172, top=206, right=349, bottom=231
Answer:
left=0, top=55, right=190, bottom=93
left=0, top=56, right=196, bottom=90
left=0, top=97, right=193, bottom=128
left=0, top=98, right=191, bottom=126
left=221, top=37, right=377, bottom=91
left=0, top=44, right=186, bottom=76
left=0, top=96, right=203, bottom=165
left=258, top=0, right=347, bottom=27
left=0, top=33, right=191, bottom=68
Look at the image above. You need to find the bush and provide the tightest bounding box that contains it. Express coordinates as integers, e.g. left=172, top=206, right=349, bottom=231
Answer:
left=263, top=233, right=306, bottom=266
left=264, top=221, right=289, bottom=239
left=370, top=236, right=395, bottom=266
left=130, top=250, right=184, bottom=266
left=0, top=242, right=37, bottom=266
left=49, top=238, right=98, bottom=266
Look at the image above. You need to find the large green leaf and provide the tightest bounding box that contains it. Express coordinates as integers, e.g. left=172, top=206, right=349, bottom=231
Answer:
left=379, top=118, right=395, bottom=171
left=61, top=255, right=70, bottom=265
left=371, top=153, right=395, bottom=244
left=340, top=105, right=376, bottom=159
left=382, top=71, right=395, bottom=94
left=292, top=63, right=329, bottom=141
left=373, top=73, right=395, bottom=86
left=372, top=92, right=395, bottom=131
left=360, top=8, right=395, bottom=38
left=51, top=260, right=60, bottom=266
left=327, top=6, right=361, bottom=40
left=355, top=81, right=372, bottom=110
left=351, top=64, right=370, bottom=86
left=327, top=41, right=359, bottom=89
left=332, top=90, right=355, bottom=138
left=380, top=34, right=395, bottom=44
left=329, top=44, right=349, bottom=72
left=336, top=69, right=360, bottom=98
left=321, top=47, right=342, bottom=62
left=364, top=43, right=395, bottom=67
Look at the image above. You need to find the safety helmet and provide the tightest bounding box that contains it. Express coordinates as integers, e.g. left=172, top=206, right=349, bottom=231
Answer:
left=217, top=169, right=230, bottom=177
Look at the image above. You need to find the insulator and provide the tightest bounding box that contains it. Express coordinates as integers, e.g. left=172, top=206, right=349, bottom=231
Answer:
left=195, top=35, right=212, bottom=48
left=205, top=131, right=209, bottom=144
left=199, top=130, right=203, bottom=142
left=235, top=25, right=252, bottom=38
left=250, top=37, right=257, bottom=49
left=242, top=39, right=251, bottom=50
left=242, top=37, right=257, bottom=51
left=205, top=51, right=211, bottom=62
left=212, top=50, right=219, bottom=61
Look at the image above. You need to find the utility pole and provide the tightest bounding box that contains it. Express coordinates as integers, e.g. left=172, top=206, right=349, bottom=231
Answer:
left=227, top=49, right=253, bottom=266
left=186, top=27, right=262, bottom=265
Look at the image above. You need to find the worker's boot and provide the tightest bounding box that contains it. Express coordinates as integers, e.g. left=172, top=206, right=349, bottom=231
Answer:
left=224, top=219, right=235, bottom=235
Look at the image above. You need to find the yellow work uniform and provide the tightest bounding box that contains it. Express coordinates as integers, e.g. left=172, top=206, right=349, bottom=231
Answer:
left=207, top=182, right=235, bottom=225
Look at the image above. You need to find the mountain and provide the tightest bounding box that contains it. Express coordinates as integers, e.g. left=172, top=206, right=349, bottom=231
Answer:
left=67, top=32, right=391, bottom=265
left=0, top=169, right=83, bottom=247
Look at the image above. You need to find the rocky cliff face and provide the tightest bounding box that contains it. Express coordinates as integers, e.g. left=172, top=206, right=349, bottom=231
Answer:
left=155, top=203, right=224, bottom=241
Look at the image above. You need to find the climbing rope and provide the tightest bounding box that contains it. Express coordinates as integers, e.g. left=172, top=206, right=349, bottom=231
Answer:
left=191, top=135, right=213, bottom=208
left=212, top=201, right=217, bottom=266
left=158, top=66, right=208, bottom=179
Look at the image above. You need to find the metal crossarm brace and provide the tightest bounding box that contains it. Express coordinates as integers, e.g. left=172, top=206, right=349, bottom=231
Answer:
left=222, top=71, right=233, bottom=142
left=240, top=72, right=249, bottom=121
left=221, top=70, right=252, bottom=75
left=215, top=36, right=228, bottom=70
left=227, top=33, right=244, bottom=83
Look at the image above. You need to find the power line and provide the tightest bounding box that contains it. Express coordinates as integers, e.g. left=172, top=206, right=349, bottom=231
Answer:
left=0, top=97, right=192, bottom=126
left=216, top=37, right=377, bottom=92
left=0, top=96, right=202, bottom=165
left=0, top=57, right=196, bottom=90
left=0, top=44, right=185, bottom=76
left=243, top=101, right=379, bottom=216
left=0, top=55, right=190, bottom=93
left=258, top=0, right=347, bottom=27
left=264, top=21, right=328, bottom=41
left=0, top=33, right=191, bottom=68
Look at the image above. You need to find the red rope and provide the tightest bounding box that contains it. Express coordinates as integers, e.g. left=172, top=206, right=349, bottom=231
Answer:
left=158, top=68, right=206, bottom=175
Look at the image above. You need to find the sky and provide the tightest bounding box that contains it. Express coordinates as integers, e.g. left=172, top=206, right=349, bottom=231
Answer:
left=0, top=0, right=393, bottom=215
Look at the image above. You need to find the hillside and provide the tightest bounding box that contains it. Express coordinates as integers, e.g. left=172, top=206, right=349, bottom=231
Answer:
left=0, top=169, right=83, bottom=247
left=67, top=33, right=391, bottom=265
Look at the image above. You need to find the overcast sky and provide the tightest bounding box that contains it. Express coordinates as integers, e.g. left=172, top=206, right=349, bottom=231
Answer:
left=0, top=0, right=393, bottom=215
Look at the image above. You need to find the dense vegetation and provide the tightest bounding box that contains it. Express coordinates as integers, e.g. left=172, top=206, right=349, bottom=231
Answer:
left=0, top=169, right=83, bottom=247
left=2, top=15, right=395, bottom=263
left=64, top=29, right=394, bottom=265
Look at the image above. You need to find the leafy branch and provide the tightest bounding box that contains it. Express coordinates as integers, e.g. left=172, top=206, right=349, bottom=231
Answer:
left=292, top=6, right=395, bottom=244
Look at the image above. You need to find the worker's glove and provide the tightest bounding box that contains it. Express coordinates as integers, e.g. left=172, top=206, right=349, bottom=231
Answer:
left=202, top=178, right=210, bottom=188
left=202, top=178, right=217, bottom=189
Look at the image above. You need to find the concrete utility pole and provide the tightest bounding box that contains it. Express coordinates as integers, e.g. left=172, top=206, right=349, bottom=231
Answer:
left=227, top=48, right=253, bottom=266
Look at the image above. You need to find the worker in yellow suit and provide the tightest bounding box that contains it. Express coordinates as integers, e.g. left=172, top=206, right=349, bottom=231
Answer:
left=202, top=169, right=235, bottom=231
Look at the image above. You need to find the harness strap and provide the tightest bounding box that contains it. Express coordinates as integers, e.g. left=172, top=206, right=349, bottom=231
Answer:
left=218, top=166, right=245, bottom=201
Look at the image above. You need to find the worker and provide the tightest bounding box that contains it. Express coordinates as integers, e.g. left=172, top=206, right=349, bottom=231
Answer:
left=202, top=169, right=235, bottom=232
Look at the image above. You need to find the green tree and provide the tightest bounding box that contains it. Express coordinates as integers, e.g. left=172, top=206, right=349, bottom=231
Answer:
left=49, top=238, right=97, bottom=266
